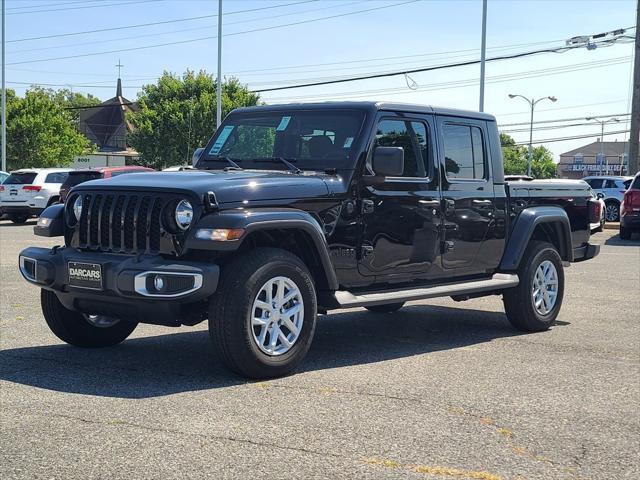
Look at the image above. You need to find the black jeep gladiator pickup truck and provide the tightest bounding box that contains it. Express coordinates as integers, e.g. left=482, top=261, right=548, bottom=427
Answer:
left=20, top=102, right=601, bottom=379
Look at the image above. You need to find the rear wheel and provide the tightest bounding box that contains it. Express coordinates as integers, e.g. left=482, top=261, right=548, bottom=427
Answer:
left=503, top=241, right=564, bottom=332
left=620, top=226, right=632, bottom=240
left=365, top=302, right=405, bottom=313
left=9, top=215, right=28, bottom=224
left=41, top=289, right=137, bottom=347
left=209, top=248, right=317, bottom=379
left=605, top=201, right=620, bottom=222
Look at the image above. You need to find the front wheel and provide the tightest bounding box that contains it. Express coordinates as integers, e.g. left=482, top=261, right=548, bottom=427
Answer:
left=209, top=248, right=317, bottom=379
left=503, top=241, right=564, bottom=332
left=605, top=201, right=620, bottom=222
left=41, top=289, right=137, bottom=347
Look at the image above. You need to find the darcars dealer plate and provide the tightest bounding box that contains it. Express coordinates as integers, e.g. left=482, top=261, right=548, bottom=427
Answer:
left=68, top=262, right=103, bottom=290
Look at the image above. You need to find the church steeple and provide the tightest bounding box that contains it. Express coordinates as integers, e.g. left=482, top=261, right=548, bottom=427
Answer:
left=115, top=59, right=123, bottom=97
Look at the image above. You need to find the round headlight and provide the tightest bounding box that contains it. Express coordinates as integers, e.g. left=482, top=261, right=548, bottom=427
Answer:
left=72, top=195, right=83, bottom=221
left=175, top=200, right=193, bottom=230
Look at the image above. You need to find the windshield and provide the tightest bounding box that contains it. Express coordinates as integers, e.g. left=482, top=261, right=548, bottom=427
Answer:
left=200, top=110, right=366, bottom=170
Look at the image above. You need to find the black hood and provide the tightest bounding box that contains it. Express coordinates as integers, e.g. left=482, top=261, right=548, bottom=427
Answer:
left=74, top=170, right=334, bottom=205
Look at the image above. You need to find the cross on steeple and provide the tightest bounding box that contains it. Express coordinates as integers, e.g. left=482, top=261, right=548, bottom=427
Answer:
left=115, top=59, right=124, bottom=78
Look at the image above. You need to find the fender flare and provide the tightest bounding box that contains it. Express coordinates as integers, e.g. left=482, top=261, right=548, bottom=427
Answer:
left=499, top=206, right=573, bottom=271
left=186, top=208, right=339, bottom=290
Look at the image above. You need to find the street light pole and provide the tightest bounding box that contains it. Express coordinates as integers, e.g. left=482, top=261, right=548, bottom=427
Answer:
left=2, top=0, right=6, bottom=173
left=216, top=0, right=222, bottom=129
left=508, top=94, right=557, bottom=176
left=479, top=0, right=487, bottom=112
left=586, top=117, right=620, bottom=175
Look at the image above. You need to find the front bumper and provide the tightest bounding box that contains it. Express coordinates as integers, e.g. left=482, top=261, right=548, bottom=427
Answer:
left=19, top=246, right=219, bottom=325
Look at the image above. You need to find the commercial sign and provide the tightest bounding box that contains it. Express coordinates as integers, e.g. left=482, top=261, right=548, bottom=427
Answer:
left=564, top=163, right=626, bottom=172
left=72, top=154, right=127, bottom=169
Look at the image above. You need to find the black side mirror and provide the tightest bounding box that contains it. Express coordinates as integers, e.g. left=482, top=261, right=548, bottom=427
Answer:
left=372, top=146, right=404, bottom=177
left=192, top=147, right=205, bottom=167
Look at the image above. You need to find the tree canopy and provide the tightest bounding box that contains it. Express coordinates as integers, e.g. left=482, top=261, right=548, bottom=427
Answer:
left=127, top=71, right=261, bottom=169
left=500, top=133, right=557, bottom=179
left=5, top=88, right=94, bottom=171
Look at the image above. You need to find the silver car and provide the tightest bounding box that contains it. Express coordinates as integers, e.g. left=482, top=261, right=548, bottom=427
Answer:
left=583, top=175, right=633, bottom=222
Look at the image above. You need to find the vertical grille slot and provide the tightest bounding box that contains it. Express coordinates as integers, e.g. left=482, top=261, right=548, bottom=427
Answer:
left=111, top=195, right=125, bottom=251
left=78, top=193, right=91, bottom=245
left=100, top=194, right=114, bottom=249
left=89, top=194, right=103, bottom=246
left=123, top=196, right=138, bottom=251
left=136, top=196, right=151, bottom=251
left=149, top=198, right=163, bottom=252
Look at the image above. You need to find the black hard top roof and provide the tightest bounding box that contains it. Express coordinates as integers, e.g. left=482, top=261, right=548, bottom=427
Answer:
left=232, top=101, right=496, bottom=122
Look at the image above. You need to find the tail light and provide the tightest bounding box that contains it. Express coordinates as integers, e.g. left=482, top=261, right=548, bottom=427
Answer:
left=23, top=185, right=42, bottom=192
left=588, top=199, right=602, bottom=223
left=623, top=190, right=640, bottom=213
left=0, top=186, right=4, bottom=192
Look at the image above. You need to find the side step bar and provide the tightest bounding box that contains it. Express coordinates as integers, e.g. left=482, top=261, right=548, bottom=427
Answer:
left=334, top=273, right=519, bottom=308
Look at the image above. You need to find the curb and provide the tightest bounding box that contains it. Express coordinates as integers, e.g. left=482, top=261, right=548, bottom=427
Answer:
left=604, top=222, right=620, bottom=231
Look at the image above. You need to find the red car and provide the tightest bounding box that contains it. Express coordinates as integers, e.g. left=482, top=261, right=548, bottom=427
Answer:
left=59, top=166, right=154, bottom=202
left=620, top=171, right=640, bottom=240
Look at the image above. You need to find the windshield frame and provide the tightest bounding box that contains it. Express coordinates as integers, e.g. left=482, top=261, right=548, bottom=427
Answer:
left=198, top=108, right=369, bottom=171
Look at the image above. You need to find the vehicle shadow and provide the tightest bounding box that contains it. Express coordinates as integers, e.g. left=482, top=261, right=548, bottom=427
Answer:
left=0, top=304, right=543, bottom=399
left=604, top=234, right=640, bottom=246
left=0, top=219, right=36, bottom=227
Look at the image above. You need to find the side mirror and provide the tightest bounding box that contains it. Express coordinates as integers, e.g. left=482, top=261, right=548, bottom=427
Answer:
left=372, top=146, right=404, bottom=177
left=192, top=147, right=204, bottom=167
left=596, top=192, right=605, bottom=199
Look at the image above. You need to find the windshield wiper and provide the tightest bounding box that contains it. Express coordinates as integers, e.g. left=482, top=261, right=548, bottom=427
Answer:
left=253, top=157, right=302, bottom=174
left=204, top=155, right=243, bottom=170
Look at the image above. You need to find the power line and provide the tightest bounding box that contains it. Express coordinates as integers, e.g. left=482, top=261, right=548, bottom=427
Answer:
left=7, top=0, right=420, bottom=65
left=499, top=112, right=631, bottom=127
left=512, top=129, right=630, bottom=145
left=497, top=99, right=630, bottom=118
left=502, top=121, right=627, bottom=134
left=9, top=0, right=364, bottom=55
left=8, top=0, right=320, bottom=42
left=7, top=0, right=104, bottom=11
left=253, top=35, right=634, bottom=93
left=8, top=0, right=162, bottom=16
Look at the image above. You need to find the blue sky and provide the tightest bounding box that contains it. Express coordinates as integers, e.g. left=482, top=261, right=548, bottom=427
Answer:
left=4, top=0, right=636, bottom=159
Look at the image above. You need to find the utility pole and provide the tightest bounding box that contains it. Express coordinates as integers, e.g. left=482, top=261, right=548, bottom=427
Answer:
left=628, top=0, right=640, bottom=175
left=1, top=0, right=6, bottom=173
left=216, top=0, right=222, bottom=129
left=479, top=0, right=487, bottom=112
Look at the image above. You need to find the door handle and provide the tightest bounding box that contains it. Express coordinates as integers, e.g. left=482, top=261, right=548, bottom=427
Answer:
left=472, top=199, right=492, bottom=205
left=418, top=199, right=440, bottom=208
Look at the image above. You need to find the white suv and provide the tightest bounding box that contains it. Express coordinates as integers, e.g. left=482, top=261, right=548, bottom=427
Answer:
left=0, top=168, right=72, bottom=224
left=583, top=175, right=633, bottom=222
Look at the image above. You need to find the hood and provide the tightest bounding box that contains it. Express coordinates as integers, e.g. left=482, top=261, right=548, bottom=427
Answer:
left=74, top=169, right=333, bottom=205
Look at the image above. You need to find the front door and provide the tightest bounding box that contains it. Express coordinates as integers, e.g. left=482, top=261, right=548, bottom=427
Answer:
left=436, top=116, right=499, bottom=275
left=358, top=113, right=443, bottom=282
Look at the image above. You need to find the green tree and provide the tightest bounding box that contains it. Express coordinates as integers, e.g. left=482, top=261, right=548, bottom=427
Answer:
left=127, top=71, right=260, bottom=169
left=500, top=133, right=557, bottom=179
left=52, top=88, right=101, bottom=122
left=6, top=88, right=94, bottom=170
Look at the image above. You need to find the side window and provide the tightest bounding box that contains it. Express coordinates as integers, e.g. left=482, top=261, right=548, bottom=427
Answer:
left=442, top=124, right=486, bottom=180
left=373, top=119, right=429, bottom=177
left=589, top=179, right=604, bottom=189
left=604, top=180, right=617, bottom=189
left=45, top=172, right=69, bottom=183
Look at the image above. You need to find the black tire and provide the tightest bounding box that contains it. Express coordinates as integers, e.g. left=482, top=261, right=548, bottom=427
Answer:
left=605, top=200, right=620, bottom=222
left=41, top=289, right=137, bottom=347
left=365, top=302, right=405, bottom=313
left=503, top=241, right=564, bottom=332
left=619, top=226, right=631, bottom=240
left=209, top=247, right=317, bottom=379
left=10, top=215, right=28, bottom=224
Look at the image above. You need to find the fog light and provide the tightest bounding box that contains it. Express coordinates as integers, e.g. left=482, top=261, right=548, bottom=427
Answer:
left=195, top=228, right=244, bottom=241
left=154, top=275, right=165, bottom=291
left=37, top=217, right=50, bottom=227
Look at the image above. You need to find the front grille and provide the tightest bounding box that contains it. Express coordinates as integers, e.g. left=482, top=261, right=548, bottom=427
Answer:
left=70, top=191, right=177, bottom=255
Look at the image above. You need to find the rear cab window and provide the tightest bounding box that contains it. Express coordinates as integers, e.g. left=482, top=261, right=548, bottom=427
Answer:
left=4, top=172, right=37, bottom=185
left=442, top=123, right=486, bottom=180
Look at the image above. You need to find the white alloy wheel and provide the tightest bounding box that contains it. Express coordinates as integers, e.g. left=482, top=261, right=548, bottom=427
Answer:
left=251, top=276, right=304, bottom=356
left=531, top=260, right=558, bottom=316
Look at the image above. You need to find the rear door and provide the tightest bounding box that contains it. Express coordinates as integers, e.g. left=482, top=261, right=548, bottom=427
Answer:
left=358, top=112, right=443, bottom=281
left=0, top=171, right=38, bottom=203
left=436, top=116, right=499, bottom=274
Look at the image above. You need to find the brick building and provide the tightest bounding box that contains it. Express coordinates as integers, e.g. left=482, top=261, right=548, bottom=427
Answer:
left=557, top=140, right=630, bottom=179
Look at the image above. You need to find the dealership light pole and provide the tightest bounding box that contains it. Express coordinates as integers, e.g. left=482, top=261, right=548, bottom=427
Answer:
left=586, top=116, right=620, bottom=175
left=479, top=0, right=487, bottom=112
left=216, top=0, right=222, bottom=128
left=508, top=94, right=557, bottom=176
left=1, top=0, right=6, bottom=173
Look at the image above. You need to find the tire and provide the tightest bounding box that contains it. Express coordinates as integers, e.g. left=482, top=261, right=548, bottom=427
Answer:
left=605, top=201, right=620, bottom=222
left=503, top=241, right=564, bottom=332
left=365, top=302, right=405, bottom=313
left=41, top=289, right=137, bottom=347
left=209, top=247, right=317, bottom=379
left=10, top=215, right=28, bottom=224
left=620, top=226, right=631, bottom=240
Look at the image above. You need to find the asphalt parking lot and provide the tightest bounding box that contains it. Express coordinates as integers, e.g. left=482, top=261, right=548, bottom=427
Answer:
left=1, top=221, right=638, bottom=480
